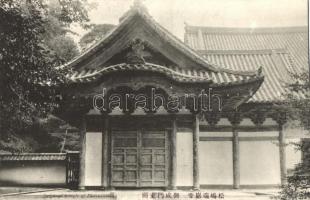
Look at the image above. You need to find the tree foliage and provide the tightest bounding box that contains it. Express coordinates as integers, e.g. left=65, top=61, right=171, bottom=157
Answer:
left=79, top=23, right=115, bottom=51
left=0, top=0, right=92, bottom=152
left=279, top=69, right=310, bottom=200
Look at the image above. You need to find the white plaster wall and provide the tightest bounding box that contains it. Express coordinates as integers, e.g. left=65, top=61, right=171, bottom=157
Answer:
left=85, top=132, right=102, bottom=186
left=199, top=141, right=233, bottom=185
left=239, top=118, right=255, bottom=126
left=263, top=118, right=278, bottom=126
left=0, top=162, right=66, bottom=186
left=240, top=141, right=281, bottom=185
left=285, top=128, right=309, bottom=138
left=239, top=131, right=278, bottom=137
left=176, top=132, right=193, bottom=186
left=200, top=132, right=232, bottom=137
left=200, top=118, right=276, bottom=126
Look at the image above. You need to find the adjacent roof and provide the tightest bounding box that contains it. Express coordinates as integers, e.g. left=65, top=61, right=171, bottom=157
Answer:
left=185, top=26, right=309, bottom=102
left=0, top=153, right=67, bottom=161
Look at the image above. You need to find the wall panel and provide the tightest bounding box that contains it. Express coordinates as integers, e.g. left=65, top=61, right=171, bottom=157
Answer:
left=85, top=132, right=103, bottom=186
left=176, top=132, right=193, bottom=186
left=240, top=141, right=281, bottom=185
left=199, top=141, right=233, bottom=185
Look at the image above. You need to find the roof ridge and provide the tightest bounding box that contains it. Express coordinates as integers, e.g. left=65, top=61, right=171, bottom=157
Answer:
left=197, top=49, right=289, bottom=55
left=185, top=25, right=308, bottom=33
left=58, top=4, right=265, bottom=78
left=58, top=4, right=220, bottom=72
left=57, top=7, right=140, bottom=70
left=210, top=62, right=262, bottom=76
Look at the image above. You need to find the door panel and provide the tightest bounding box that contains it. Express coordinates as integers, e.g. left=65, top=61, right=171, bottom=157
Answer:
left=140, top=131, right=168, bottom=187
left=111, top=131, right=139, bottom=187
left=111, top=129, right=169, bottom=187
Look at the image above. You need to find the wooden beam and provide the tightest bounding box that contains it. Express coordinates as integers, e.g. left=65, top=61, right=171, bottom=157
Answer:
left=232, top=127, right=240, bottom=189
left=102, top=116, right=109, bottom=189
left=79, top=117, right=86, bottom=190
left=279, top=124, right=287, bottom=185
left=193, top=114, right=200, bottom=190
left=170, top=117, right=177, bottom=190
left=200, top=136, right=278, bottom=142
left=200, top=125, right=278, bottom=132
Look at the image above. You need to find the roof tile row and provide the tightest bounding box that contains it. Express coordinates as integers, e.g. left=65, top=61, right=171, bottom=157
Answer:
left=0, top=153, right=67, bottom=161
left=68, top=63, right=261, bottom=86
left=184, top=26, right=308, bottom=102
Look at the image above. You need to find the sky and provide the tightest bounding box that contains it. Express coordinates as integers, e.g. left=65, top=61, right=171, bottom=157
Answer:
left=74, top=0, right=308, bottom=41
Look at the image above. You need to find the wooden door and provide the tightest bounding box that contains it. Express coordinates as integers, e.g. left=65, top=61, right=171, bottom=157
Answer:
left=111, top=129, right=169, bottom=187
left=111, top=130, right=139, bottom=187
left=140, top=130, right=168, bottom=187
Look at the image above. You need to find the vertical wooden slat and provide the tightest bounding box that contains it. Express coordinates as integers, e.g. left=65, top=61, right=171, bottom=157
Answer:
left=193, top=114, right=200, bottom=190
left=108, top=122, right=114, bottom=190
left=123, top=149, right=126, bottom=185
left=79, top=117, right=86, bottom=190
left=165, top=130, right=169, bottom=187
left=152, top=148, right=155, bottom=186
left=66, top=155, right=68, bottom=186
left=102, top=116, right=109, bottom=189
left=279, top=124, right=287, bottom=185
left=232, top=127, right=240, bottom=189
left=138, top=130, right=142, bottom=187
left=170, top=117, right=177, bottom=190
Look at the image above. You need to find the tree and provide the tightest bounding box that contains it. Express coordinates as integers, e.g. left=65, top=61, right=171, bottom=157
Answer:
left=279, top=69, right=310, bottom=200
left=79, top=23, right=115, bottom=51
left=47, top=35, right=79, bottom=63
left=0, top=0, right=92, bottom=152
left=43, top=0, right=94, bottom=62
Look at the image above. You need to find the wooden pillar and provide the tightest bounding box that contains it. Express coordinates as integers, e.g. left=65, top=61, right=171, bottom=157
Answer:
left=273, top=112, right=287, bottom=186
left=232, top=126, right=240, bottom=189
left=79, top=117, right=86, bottom=190
left=170, top=117, right=177, bottom=190
left=228, top=112, right=242, bottom=189
left=193, top=114, right=200, bottom=190
left=279, top=124, right=287, bottom=185
left=102, top=115, right=109, bottom=189
left=108, top=118, right=114, bottom=190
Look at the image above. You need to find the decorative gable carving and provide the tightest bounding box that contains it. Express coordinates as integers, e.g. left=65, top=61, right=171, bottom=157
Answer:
left=126, top=38, right=146, bottom=64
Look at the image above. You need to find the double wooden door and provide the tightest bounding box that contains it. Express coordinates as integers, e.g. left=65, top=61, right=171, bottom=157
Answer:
left=111, top=129, right=169, bottom=187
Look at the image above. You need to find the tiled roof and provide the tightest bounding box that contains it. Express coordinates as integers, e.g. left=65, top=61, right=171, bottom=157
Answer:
left=68, top=62, right=263, bottom=86
left=184, top=26, right=309, bottom=102
left=0, top=153, right=67, bottom=161
left=185, top=26, right=308, bottom=70
left=59, top=5, right=217, bottom=72
left=54, top=3, right=264, bottom=106
left=200, top=49, right=305, bottom=102
left=59, top=5, right=263, bottom=78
